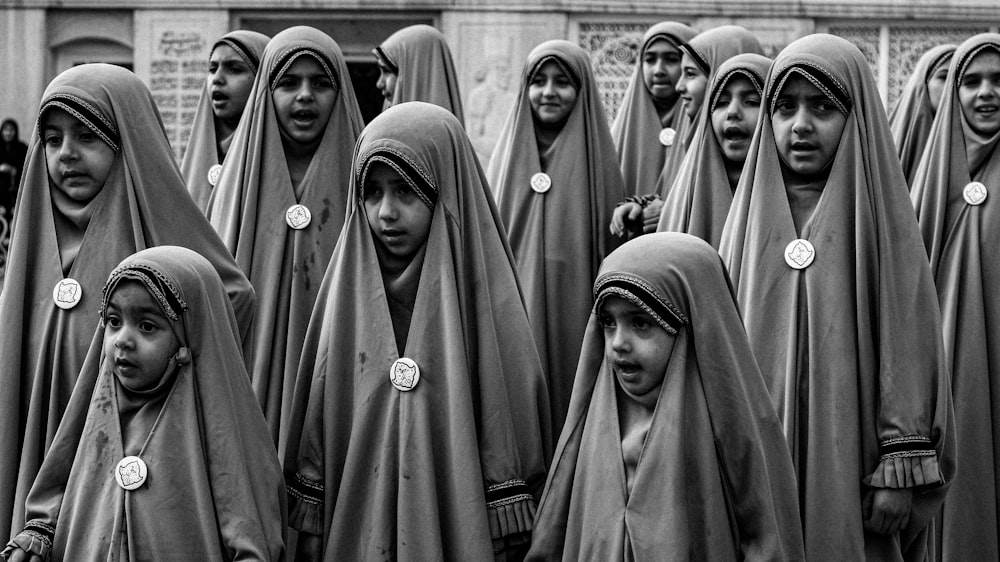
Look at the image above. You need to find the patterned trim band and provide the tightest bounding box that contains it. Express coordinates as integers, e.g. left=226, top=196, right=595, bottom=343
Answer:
left=771, top=64, right=852, bottom=117
left=594, top=273, right=688, bottom=335
left=286, top=473, right=324, bottom=506
left=529, top=55, right=580, bottom=91
left=269, top=48, right=337, bottom=91
left=958, top=43, right=1000, bottom=87
left=218, top=38, right=260, bottom=73
left=880, top=434, right=933, bottom=456
left=643, top=32, right=682, bottom=53
left=710, top=68, right=764, bottom=113
left=359, top=148, right=438, bottom=210
left=485, top=479, right=531, bottom=507
left=101, top=264, right=188, bottom=322
left=680, top=43, right=710, bottom=75
left=40, top=94, right=120, bottom=152
left=374, top=46, right=399, bottom=74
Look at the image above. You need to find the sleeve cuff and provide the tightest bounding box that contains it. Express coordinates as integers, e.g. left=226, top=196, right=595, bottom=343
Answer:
left=486, top=479, right=536, bottom=547
left=286, top=473, right=324, bottom=535
left=2, top=520, right=54, bottom=562
left=865, top=435, right=943, bottom=489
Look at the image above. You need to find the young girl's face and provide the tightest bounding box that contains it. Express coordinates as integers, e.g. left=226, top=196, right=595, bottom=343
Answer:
left=42, top=107, right=116, bottom=202
left=598, top=295, right=676, bottom=400
left=926, top=61, right=950, bottom=114
left=958, top=48, right=1000, bottom=136
left=712, top=75, right=761, bottom=164
left=375, top=60, right=398, bottom=107
left=642, top=39, right=682, bottom=104
left=771, top=74, right=847, bottom=177
left=103, top=280, right=181, bottom=392
left=208, top=44, right=256, bottom=125
left=363, top=161, right=433, bottom=267
left=677, top=53, right=708, bottom=120
left=528, top=60, right=578, bottom=126
left=272, top=55, right=337, bottom=148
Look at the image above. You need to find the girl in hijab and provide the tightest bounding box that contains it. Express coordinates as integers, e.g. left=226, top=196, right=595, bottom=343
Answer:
left=890, top=43, right=956, bottom=186
left=0, top=63, right=254, bottom=539
left=181, top=30, right=269, bottom=212
left=0, top=119, right=28, bottom=215
left=611, top=26, right=763, bottom=238
left=374, top=24, right=464, bottom=122
left=719, top=34, right=955, bottom=561
left=610, top=21, right=697, bottom=197
left=488, top=40, right=625, bottom=433
left=526, top=232, right=804, bottom=561
left=284, top=102, right=550, bottom=561
left=657, top=53, right=771, bottom=247
left=909, top=33, right=1000, bottom=561
left=206, top=26, right=364, bottom=456
left=2, top=246, right=285, bottom=562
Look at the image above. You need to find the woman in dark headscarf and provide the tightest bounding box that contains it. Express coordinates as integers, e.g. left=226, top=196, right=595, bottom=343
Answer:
left=0, top=118, right=28, bottom=215
left=374, top=24, right=464, bottom=123
left=527, top=232, right=804, bottom=561
left=488, top=40, right=625, bottom=433
left=206, top=26, right=364, bottom=457
left=181, top=30, right=269, bottom=212
left=719, top=34, right=955, bottom=560
left=284, top=102, right=550, bottom=561
left=910, top=33, right=1000, bottom=561
left=0, top=63, right=253, bottom=540
left=890, top=43, right=956, bottom=186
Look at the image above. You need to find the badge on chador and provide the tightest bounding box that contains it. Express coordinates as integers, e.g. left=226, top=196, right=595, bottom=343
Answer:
left=784, top=239, right=816, bottom=270
left=389, top=357, right=420, bottom=392
left=285, top=204, right=312, bottom=229
left=115, top=456, right=148, bottom=490
left=530, top=172, right=552, bottom=194
left=659, top=127, right=677, bottom=146
left=53, top=278, right=82, bottom=310
left=207, top=164, right=223, bottom=187
left=963, top=181, right=988, bottom=206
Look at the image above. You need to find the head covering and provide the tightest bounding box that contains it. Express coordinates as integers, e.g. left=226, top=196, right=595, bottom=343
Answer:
left=657, top=53, right=771, bottom=247
left=487, top=40, right=626, bottom=432
left=6, top=246, right=285, bottom=561
left=651, top=25, right=764, bottom=199
left=890, top=44, right=956, bottom=186
left=718, top=34, right=955, bottom=560
left=206, top=26, right=364, bottom=456
left=0, top=63, right=254, bottom=538
left=180, top=30, right=270, bottom=212
left=374, top=24, right=464, bottom=123
left=610, top=21, right=697, bottom=196
left=909, top=33, right=1000, bottom=560
left=526, top=233, right=803, bottom=560
left=282, top=102, right=551, bottom=560
left=0, top=117, right=27, bottom=211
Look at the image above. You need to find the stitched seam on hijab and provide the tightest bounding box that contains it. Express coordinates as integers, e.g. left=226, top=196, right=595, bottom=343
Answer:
left=879, top=450, right=935, bottom=461
left=529, top=55, right=580, bottom=91
left=101, top=265, right=188, bottom=322
left=681, top=43, right=710, bottom=75
left=287, top=474, right=324, bottom=505
left=710, top=68, right=764, bottom=113
left=269, top=48, right=336, bottom=91
left=486, top=494, right=533, bottom=509
left=23, top=520, right=54, bottom=536
left=374, top=46, right=399, bottom=74
left=594, top=273, right=688, bottom=334
left=40, top=96, right=120, bottom=152
left=772, top=66, right=850, bottom=116
left=643, top=32, right=682, bottom=53
left=958, top=43, right=1000, bottom=85
left=218, top=38, right=259, bottom=73
left=359, top=149, right=437, bottom=209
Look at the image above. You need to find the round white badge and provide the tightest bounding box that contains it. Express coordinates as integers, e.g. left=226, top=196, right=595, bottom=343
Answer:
left=963, top=181, right=988, bottom=206
left=530, top=172, right=552, bottom=194
left=659, top=127, right=677, bottom=146
left=784, top=239, right=816, bottom=270
left=115, top=456, right=148, bottom=491
left=207, top=164, right=223, bottom=187
left=53, top=278, right=82, bottom=310
left=389, top=357, right=420, bottom=392
left=285, top=204, right=312, bottom=229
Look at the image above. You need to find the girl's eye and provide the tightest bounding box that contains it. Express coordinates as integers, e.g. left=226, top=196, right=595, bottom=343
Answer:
left=208, top=64, right=219, bottom=73
left=598, top=315, right=615, bottom=329
left=746, top=95, right=762, bottom=107
left=140, top=320, right=159, bottom=333
left=275, top=77, right=296, bottom=89
left=44, top=135, right=61, bottom=146
left=79, top=132, right=97, bottom=143
left=106, top=315, right=121, bottom=328
left=716, top=95, right=732, bottom=107
left=363, top=185, right=383, bottom=201
left=632, top=317, right=652, bottom=331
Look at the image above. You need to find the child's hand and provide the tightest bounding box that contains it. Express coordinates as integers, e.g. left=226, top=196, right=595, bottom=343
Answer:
left=610, top=203, right=642, bottom=237
left=4, top=547, right=43, bottom=562
left=862, top=487, right=913, bottom=536
left=641, top=199, right=663, bottom=233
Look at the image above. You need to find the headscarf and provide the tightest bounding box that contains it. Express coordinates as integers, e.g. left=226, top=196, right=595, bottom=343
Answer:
left=0, top=63, right=254, bottom=538
left=652, top=25, right=764, bottom=199
left=610, top=21, right=697, bottom=196
left=657, top=53, right=771, bottom=247
left=0, top=118, right=28, bottom=212
left=283, top=102, right=551, bottom=560
left=6, top=246, right=285, bottom=561
left=206, top=26, right=364, bottom=456
left=180, top=30, right=270, bottom=212
left=890, top=44, right=957, bottom=187
left=527, top=233, right=804, bottom=561
left=718, top=34, right=955, bottom=560
left=909, top=33, right=1000, bottom=560
left=374, top=24, right=464, bottom=123
left=487, top=40, right=625, bottom=432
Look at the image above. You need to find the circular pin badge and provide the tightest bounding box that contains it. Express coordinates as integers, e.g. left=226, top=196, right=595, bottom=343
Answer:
left=53, top=278, right=82, bottom=310
left=207, top=164, right=223, bottom=187
left=963, top=181, right=988, bottom=206
left=285, top=204, right=312, bottom=229
left=659, top=127, right=677, bottom=146
left=784, top=239, right=816, bottom=270
left=389, top=357, right=420, bottom=392
left=115, top=456, right=148, bottom=491
left=530, top=172, right=552, bottom=194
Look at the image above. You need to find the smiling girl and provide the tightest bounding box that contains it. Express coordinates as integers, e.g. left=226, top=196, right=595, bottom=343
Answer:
left=206, top=26, right=363, bottom=456
left=488, top=40, right=625, bottom=433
